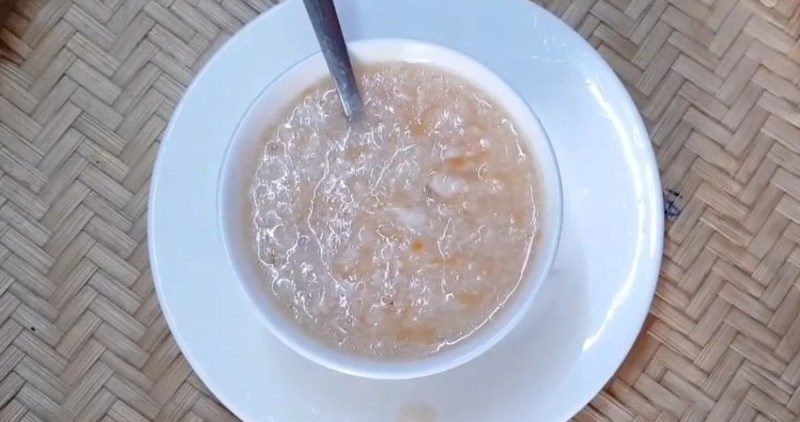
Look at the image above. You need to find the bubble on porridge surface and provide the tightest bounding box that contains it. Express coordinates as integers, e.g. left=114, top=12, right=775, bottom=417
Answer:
left=250, top=62, right=538, bottom=358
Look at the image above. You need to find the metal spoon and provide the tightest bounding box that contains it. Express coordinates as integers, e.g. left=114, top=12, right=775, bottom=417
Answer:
left=303, top=0, right=363, bottom=120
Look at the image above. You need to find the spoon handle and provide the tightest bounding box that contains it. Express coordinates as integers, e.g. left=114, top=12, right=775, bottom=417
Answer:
left=303, top=0, right=363, bottom=120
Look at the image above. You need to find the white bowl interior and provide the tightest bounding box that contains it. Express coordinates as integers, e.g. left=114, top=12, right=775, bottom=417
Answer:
left=219, top=39, right=562, bottom=379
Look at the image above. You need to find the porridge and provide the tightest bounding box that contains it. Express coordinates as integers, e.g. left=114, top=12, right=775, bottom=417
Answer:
left=250, top=63, right=540, bottom=358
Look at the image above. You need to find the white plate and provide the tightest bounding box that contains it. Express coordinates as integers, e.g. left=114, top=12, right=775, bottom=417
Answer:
left=149, top=0, right=664, bottom=421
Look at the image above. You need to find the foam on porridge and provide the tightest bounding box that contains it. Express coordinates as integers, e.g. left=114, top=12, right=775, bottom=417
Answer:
left=250, top=62, right=539, bottom=358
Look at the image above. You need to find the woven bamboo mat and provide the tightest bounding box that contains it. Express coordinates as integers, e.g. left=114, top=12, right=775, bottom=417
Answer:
left=0, top=0, right=798, bottom=420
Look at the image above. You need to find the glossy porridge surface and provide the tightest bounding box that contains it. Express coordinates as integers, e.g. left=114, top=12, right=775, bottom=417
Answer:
left=250, top=63, right=540, bottom=358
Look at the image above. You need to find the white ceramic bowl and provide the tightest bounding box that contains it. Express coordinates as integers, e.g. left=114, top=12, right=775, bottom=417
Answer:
left=219, top=39, right=562, bottom=380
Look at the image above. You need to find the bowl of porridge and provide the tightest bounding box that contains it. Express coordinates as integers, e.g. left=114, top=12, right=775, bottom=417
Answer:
left=220, top=39, right=562, bottom=379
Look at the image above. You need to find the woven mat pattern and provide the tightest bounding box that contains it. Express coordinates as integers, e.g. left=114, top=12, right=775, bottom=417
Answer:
left=0, top=0, right=799, bottom=420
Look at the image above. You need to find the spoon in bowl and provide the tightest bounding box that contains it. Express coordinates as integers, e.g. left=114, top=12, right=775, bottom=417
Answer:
left=302, top=0, right=363, bottom=120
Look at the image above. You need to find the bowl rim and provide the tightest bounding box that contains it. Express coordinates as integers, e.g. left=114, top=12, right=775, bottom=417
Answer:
left=218, top=38, right=563, bottom=380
